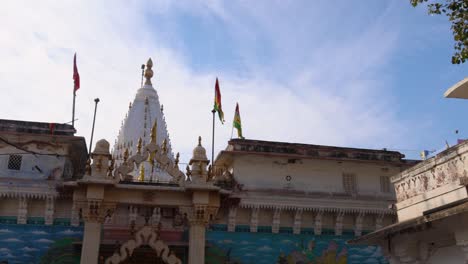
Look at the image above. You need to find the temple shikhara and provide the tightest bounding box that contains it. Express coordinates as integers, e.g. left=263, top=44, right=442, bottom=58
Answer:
left=0, top=58, right=465, bottom=264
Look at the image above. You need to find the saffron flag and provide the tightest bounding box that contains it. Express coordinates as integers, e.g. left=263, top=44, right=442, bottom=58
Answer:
left=233, top=102, right=244, bottom=139
left=214, top=78, right=224, bottom=123
left=73, top=53, right=80, bottom=92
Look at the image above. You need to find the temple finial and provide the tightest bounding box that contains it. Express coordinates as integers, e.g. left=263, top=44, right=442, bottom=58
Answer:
left=144, top=58, right=153, bottom=85
left=162, top=138, right=167, bottom=153
left=138, top=163, right=145, bottom=182
left=150, top=120, right=157, bottom=144
left=137, top=137, right=142, bottom=154
left=198, top=136, right=202, bottom=146
left=175, top=152, right=180, bottom=166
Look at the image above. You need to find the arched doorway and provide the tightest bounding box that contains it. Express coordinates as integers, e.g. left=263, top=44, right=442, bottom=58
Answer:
left=105, top=226, right=182, bottom=264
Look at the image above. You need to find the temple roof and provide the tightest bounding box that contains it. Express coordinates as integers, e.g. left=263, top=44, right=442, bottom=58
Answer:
left=112, top=58, right=173, bottom=179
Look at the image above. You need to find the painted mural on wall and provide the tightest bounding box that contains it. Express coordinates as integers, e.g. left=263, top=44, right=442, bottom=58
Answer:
left=206, top=230, right=388, bottom=264
left=0, top=224, right=83, bottom=264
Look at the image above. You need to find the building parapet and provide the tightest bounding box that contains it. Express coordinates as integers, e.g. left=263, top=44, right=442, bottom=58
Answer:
left=392, top=140, right=468, bottom=203
left=0, top=119, right=76, bottom=136
left=220, top=139, right=418, bottom=164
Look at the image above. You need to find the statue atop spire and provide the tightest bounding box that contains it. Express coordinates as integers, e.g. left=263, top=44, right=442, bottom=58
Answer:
left=144, top=58, right=154, bottom=86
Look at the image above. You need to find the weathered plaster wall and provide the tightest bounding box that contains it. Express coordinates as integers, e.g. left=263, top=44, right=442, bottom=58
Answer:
left=232, top=155, right=399, bottom=196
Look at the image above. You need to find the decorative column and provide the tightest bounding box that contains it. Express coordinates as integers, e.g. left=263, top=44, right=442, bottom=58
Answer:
left=227, top=207, right=237, bottom=232
left=354, top=212, right=365, bottom=236
left=185, top=137, right=220, bottom=264
left=375, top=213, right=384, bottom=230
left=78, top=139, right=115, bottom=264
left=250, top=207, right=259, bottom=233
left=44, top=195, right=55, bottom=225
left=70, top=201, right=80, bottom=227
left=182, top=205, right=215, bottom=264
left=80, top=200, right=104, bottom=264
left=334, top=211, right=344, bottom=236
left=272, top=208, right=281, bottom=233
left=314, top=210, right=323, bottom=235
left=293, top=209, right=302, bottom=235
left=17, top=196, right=27, bottom=224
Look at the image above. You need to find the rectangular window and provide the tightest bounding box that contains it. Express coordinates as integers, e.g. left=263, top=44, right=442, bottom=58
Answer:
left=342, top=173, right=357, bottom=194
left=380, top=176, right=391, bottom=193
left=7, top=155, right=22, bottom=170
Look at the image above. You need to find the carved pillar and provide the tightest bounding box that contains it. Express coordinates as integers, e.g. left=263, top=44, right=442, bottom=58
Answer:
left=17, top=196, right=27, bottom=224
left=354, top=212, right=365, bottom=236
left=227, top=207, right=237, bottom=232
left=250, top=207, right=259, bottom=233
left=71, top=202, right=80, bottom=227
left=150, top=207, right=161, bottom=228
left=79, top=200, right=115, bottom=264
left=128, top=206, right=138, bottom=228
left=375, top=213, right=385, bottom=230
left=182, top=205, right=217, bottom=264
left=44, top=195, right=55, bottom=225
left=335, top=211, right=344, bottom=236
left=272, top=208, right=281, bottom=234
left=293, top=209, right=302, bottom=235
left=314, top=210, right=323, bottom=235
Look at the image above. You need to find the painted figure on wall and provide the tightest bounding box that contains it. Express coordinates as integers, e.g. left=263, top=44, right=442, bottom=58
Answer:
left=206, top=230, right=387, bottom=264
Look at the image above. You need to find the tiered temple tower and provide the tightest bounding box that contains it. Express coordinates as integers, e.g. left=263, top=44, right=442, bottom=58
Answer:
left=113, top=58, right=173, bottom=180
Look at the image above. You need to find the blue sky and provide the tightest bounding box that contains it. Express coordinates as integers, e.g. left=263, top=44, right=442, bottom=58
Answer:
left=0, top=1, right=466, bottom=161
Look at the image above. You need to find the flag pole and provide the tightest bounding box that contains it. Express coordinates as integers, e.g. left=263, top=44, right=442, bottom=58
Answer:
left=89, top=98, right=100, bottom=154
left=230, top=121, right=234, bottom=139
left=72, top=91, right=76, bottom=128
left=211, top=108, right=215, bottom=165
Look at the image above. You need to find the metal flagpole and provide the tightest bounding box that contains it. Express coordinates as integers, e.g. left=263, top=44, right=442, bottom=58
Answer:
left=72, top=91, right=76, bottom=127
left=230, top=121, right=234, bottom=139
left=89, top=98, right=100, bottom=154
left=211, top=109, right=215, bottom=165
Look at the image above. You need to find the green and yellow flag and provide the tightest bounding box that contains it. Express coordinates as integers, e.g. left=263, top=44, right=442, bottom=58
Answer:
left=233, top=102, right=245, bottom=139
left=214, top=78, right=224, bottom=124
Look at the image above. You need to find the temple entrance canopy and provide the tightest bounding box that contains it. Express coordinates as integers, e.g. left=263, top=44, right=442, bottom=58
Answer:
left=105, top=226, right=182, bottom=264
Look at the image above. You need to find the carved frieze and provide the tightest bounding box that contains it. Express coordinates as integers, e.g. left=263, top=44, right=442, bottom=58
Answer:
left=394, top=145, right=468, bottom=202
left=75, top=199, right=116, bottom=223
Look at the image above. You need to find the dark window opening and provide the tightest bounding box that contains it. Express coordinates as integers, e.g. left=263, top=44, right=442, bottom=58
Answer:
left=8, top=155, right=22, bottom=170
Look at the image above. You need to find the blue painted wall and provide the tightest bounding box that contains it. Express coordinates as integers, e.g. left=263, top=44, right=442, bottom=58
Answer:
left=206, top=226, right=388, bottom=264
left=0, top=222, right=83, bottom=264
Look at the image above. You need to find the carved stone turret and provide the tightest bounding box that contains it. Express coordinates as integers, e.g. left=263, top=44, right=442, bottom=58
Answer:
left=188, top=136, right=210, bottom=184
left=84, top=139, right=113, bottom=180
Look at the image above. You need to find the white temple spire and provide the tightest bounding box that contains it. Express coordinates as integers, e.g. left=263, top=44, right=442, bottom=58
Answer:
left=113, top=58, right=174, bottom=180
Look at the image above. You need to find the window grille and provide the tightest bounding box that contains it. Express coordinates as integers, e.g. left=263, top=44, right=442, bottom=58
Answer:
left=342, top=173, right=357, bottom=194
left=380, top=176, right=391, bottom=193
left=7, top=155, right=22, bottom=170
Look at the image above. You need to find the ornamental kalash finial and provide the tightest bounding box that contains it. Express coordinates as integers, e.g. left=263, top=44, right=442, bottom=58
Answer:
left=144, top=58, right=154, bottom=85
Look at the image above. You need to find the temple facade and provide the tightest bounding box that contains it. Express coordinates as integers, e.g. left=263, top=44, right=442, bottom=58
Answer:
left=0, top=58, right=419, bottom=264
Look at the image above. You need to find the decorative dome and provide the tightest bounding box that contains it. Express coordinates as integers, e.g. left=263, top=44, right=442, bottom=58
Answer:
left=93, top=139, right=110, bottom=155
left=192, top=136, right=207, bottom=161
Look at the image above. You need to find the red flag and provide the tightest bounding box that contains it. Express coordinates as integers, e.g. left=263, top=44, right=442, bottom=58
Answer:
left=73, top=53, right=80, bottom=92
left=214, top=78, right=224, bottom=123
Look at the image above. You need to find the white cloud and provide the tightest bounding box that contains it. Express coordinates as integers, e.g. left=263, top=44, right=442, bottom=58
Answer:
left=0, top=1, right=415, bottom=165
